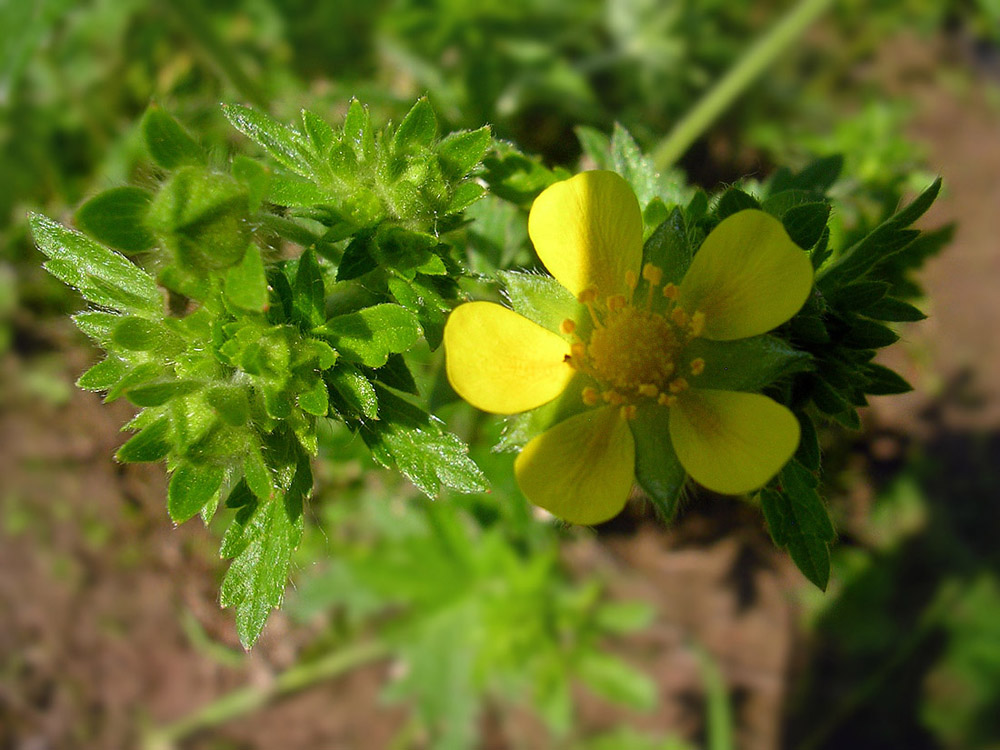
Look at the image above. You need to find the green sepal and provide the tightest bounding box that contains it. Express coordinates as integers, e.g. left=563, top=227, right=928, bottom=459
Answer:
left=498, top=270, right=579, bottom=335
left=863, top=297, right=926, bottom=322
left=782, top=202, right=831, bottom=251
left=111, top=317, right=169, bottom=352
left=106, top=362, right=164, bottom=403
left=574, top=125, right=612, bottom=170
left=206, top=385, right=251, bottom=426
left=824, top=281, right=890, bottom=310
left=297, top=377, right=329, bottom=416
left=760, top=461, right=835, bottom=590
left=842, top=318, right=899, bottom=349
left=168, top=462, right=225, bottom=523
left=75, top=187, right=156, bottom=255
left=862, top=363, right=913, bottom=395
left=293, top=249, right=326, bottom=326
left=716, top=188, right=760, bottom=220
left=124, top=379, right=201, bottom=407
left=316, top=303, right=422, bottom=368
left=683, top=335, right=811, bottom=392
left=116, top=416, right=172, bottom=463
left=641, top=207, right=690, bottom=288
left=141, top=105, right=206, bottom=169
left=610, top=124, right=659, bottom=208
left=495, top=374, right=591, bottom=452
left=630, top=403, right=686, bottom=521
left=223, top=103, right=320, bottom=177
left=794, top=412, right=821, bottom=471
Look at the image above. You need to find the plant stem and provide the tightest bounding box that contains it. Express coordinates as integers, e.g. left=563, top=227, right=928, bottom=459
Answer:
left=142, top=640, right=389, bottom=750
left=161, top=0, right=270, bottom=108
left=652, top=0, right=836, bottom=171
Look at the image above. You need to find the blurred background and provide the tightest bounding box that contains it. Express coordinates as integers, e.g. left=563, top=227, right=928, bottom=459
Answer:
left=2, top=1, right=1000, bottom=748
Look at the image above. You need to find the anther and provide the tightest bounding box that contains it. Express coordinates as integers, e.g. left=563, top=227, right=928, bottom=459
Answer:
left=620, top=404, right=638, bottom=420
left=657, top=393, right=677, bottom=407
left=638, top=383, right=659, bottom=398
left=668, top=378, right=689, bottom=394
left=577, top=288, right=598, bottom=304
left=570, top=342, right=586, bottom=361
left=642, top=263, right=663, bottom=286
left=602, top=390, right=625, bottom=405
left=689, top=311, right=705, bottom=338
left=689, top=358, right=705, bottom=376
left=662, top=283, right=680, bottom=301
left=671, top=308, right=689, bottom=327
left=582, top=386, right=599, bottom=406
left=625, top=270, right=638, bottom=291
left=607, top=294, right=627, bottom=312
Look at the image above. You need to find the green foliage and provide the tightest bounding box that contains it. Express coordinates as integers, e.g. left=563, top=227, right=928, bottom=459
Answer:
left=32, top=99, right=493, bottom=647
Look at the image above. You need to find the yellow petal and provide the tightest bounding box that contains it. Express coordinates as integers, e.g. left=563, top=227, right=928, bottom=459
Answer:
left=678, top=210, right=813, bottom=340
left=669, top=389, right=799, bottom=495
left=444, top=301, right=573, bottom=414
left=528, top=171, right=643, bottom=298
left=515, top=405, right=635, bottom=525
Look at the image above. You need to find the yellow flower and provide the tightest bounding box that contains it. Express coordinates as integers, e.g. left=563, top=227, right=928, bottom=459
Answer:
left=444, top=171, right=813, bottom=525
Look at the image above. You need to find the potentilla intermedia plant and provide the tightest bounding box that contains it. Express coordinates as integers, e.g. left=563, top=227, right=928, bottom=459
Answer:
left=32, top=98, right=943, bottom=645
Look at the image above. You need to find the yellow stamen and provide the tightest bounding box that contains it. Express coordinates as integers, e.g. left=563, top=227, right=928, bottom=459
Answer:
left=620, top=404, right=638, bottom=420
left=625, top=270, right=638, bottom=291
left=582, top=386, right=599, bottom=406
left=578, top=288, right=597, bottom=304
left=642, top=263, right=663, bottom=286
left=671, top=308, right=689, bottom=327
left=570, top=342, right=586, bottom=361
left=668, top=378, right=689, bottom=394
left=689, top=358, right=705, bottom=376
left=607, top=294, right=627, bottom=312
left=657, top=393, right=677, bottom=407
left=662, top=283, right=679, bottom=301
left=560, top=318, right=576, bottom=335
left=638, top=383, right=659, bottom=398
left=602, top=390, right=625, bottom=405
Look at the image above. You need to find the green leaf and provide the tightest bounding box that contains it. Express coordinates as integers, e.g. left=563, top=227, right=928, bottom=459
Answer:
left=300, top=109, right=336, bottom=156
left=326, top=363, right=378, bottom=419
left=297, top=378, right=329, bottom=416
left=843, top=318, right=899, bottom=349
left=31, top=214, right=161, bottom=315
left=106, top=362, right=163, bottom=403
left=630, top=404, right=686, bottom=521
left=824, top=281, right=889, bottom=310
left=267, top=173, right=330, bottom=207
left=77, top=356, right=129, bottom=391
left=75, top=187, right=156, bottom=255
left=761, top=461, right=835, bottom=590
left=448, top=181, right=486, bottom=212
left=863, top=297, right=926, bottom=322
left=224, top=244, right=268, bottom=312
left=498, top=270, right=579, bottom=335
left=863, top=363, right=913, bottom=395
left=782, top=202, right=830, bottom=250
left=168, top=462, right=225, bottom=523
left=111, top=317, right=163, bottom=351
left=124, top=379, right=201, bottom=407
left=223, top=104, right=318, bottom=177
left=317, top=304, right=422, bottom=368
left=683, top=335, right=811, bottom=391
left=141, top=106, right=206, bottom=169
left=574, top=125, right=612, bottom=170
left=206, top=385, right=250, bottom=426
left=116, top=416, right=172, bottom=463
left=794, top=412, right=820, bottom=471
left=611, top=124, right=658, bottom=208
left=361, top=388, right=486, bottom=496
left=577, top=652, right=657, bottom=711
left=220, top=457, right=308, bottom=648
left=231, top=155, right=270, bottom=212
left=716, top=188, right=760, bottom=220
left=342, top=98, right=373, bottom=161
left=394, top=97, right=437, bottom=149
left=437, top=126, right=491, bottom=177
left=793, top=154, right=844, bottom=192
left=337, top=232, right=377, bottom=280
left=372, top=353, right=419, bottom=395
left=294, top=249, right=325, bottom=326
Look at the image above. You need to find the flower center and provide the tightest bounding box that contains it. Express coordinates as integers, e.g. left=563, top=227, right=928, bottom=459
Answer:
left=564, top=264, right=706, bottom=418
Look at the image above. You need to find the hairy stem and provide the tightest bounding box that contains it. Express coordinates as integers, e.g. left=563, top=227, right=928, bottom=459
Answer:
left=652, top=0, right=835, bottom=171
left=142, top=640, right=389, bottom=749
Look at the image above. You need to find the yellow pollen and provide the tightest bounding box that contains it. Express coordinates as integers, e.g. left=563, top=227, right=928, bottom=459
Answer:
left=669, top=377, right=689, bottom=394
left=657, top=393, right=677, bottom=407
left=638, top=383, right=659, bottom=398
left=689, top=358, right=705, bottom=376
left=671, top=308, right=689, bottom=327
left=560, top=318, right=576, bottom=335
left=625, top=270, right=638, bottom=291
left=620, top=404, right=638, bottom=420
left=607, top=294, right=627, bottom=312
left=642, top=263, right=663, bottom=286
left=587, top=306, right=679, bottom=394
left=662, top=283, right=679, bottom=301
left=582, top=386, right=599, bottom=406
left=689, top=311, right=705, bottom=337
left=602, top=390, right=625, bottom=405
left=578, top=288, right=598, bottom=304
